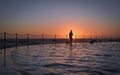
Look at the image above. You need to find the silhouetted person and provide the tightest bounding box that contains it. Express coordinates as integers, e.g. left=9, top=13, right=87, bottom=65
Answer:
left=69, top=30, right=73, bottom=44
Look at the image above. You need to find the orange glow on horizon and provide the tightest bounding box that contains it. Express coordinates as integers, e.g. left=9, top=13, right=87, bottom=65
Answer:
left=0, top=20, right=120, bottom=38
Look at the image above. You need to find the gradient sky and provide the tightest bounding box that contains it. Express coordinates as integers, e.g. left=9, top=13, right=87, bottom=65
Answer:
left=0, top=0, right=120, bottom=37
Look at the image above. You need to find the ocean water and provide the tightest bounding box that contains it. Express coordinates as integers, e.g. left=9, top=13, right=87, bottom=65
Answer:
left=11, top=42, right=120, bottom=75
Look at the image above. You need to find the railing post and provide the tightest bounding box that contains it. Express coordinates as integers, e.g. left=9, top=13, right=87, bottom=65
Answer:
left=96, top=36, right=97, bottom=42
left=90, top=35, right=92, bottom=41
left=16, top=33, right=18, bottom=49
left=41, top=34, right=44, bottom=45
left=4, top=32, right=6, bottom=66
left=83, top=34, right=84, bottom=43
left=75, top=35, right=77, bottom=44
left=55, top=34, right=56, bottom=44
left=66, top=35, right=68, bottom=44
left=101, top=36, right=103, bottom=42
left=110, top=36, right=112, bottom=42
left=27, top=34, right=29, bottom=48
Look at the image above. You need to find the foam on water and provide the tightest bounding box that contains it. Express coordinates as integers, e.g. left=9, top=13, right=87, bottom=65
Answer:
left=11, top=42, right=120, bottom=75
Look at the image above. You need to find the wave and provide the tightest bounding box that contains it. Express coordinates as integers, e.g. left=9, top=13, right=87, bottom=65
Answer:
left=42, top=63, right=77, bottom=68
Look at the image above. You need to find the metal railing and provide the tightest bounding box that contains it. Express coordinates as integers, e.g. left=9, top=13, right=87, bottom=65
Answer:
left=0, top=32, right=120, bottom=66
left=0, top=32, right=120, bottom=49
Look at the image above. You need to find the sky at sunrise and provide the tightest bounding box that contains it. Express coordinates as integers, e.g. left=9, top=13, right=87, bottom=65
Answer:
left=0, top=0, right=120, bottom=37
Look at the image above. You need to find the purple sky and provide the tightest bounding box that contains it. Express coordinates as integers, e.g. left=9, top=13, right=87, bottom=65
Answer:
left=0, top=0, right=120, bottom=37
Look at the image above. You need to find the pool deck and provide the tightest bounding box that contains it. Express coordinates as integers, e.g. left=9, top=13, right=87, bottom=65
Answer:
left=0, top=66, right=21, bottom=75
left=0, top=49, right=21, bottom=75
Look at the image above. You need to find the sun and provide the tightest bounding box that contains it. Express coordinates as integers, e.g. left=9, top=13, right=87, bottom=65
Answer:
left=59, top=24, right=78, bottom=38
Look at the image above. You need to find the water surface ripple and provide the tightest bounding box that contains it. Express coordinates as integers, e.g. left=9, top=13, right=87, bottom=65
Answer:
left=11, top=42, right=120, bottom=75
